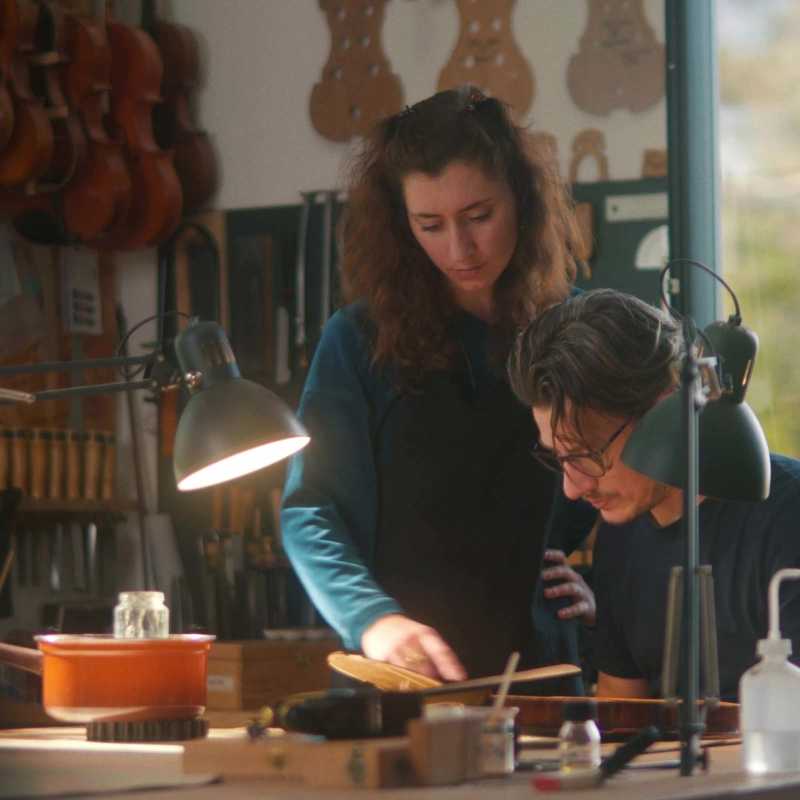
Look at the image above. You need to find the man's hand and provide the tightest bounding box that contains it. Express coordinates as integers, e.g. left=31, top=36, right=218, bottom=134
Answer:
left=361, top=613, right=467, bottom=681
left=541, top=549, right=596, bottom=626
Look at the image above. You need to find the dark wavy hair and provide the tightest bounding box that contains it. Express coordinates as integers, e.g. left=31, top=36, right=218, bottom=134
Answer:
left=339, top=86, right=581, bottom=382
left=507, top=289, right=684, bottom=441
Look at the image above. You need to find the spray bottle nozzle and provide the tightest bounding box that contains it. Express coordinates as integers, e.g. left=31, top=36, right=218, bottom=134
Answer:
left=759, top=568, right=800, bottom=656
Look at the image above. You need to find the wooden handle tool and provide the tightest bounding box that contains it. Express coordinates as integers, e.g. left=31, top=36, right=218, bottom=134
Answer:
left=327, top=651, right=581, bottom=696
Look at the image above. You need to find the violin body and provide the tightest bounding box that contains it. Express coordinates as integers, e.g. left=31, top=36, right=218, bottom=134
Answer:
left=0, top=85, right=12, bottom=151
left=0, top=89, right=53, bottom=186
left=0, top=0, right=54, bottom=187
left=60, top=12, right=131, bottom=242
left=508, top=695, right=740, bottom=741
left=0, top=0, right=85, bottom=244
left=102, top=19, right=181, bottom=250
left=0, top=0, right=16, bottom=151
left=149, top=15, right=217, bottom=214
left=29, top=0, right=86, bottom=191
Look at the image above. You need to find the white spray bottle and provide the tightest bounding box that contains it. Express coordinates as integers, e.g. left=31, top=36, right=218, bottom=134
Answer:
left=740, top=568, right=800, bottom=774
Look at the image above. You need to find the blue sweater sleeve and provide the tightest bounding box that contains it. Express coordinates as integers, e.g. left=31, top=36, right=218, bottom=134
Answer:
left=280, top=309, right=402, bottom=649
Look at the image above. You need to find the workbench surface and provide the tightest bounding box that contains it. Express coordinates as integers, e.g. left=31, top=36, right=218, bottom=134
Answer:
left=2, top=723, right=800, bottom=799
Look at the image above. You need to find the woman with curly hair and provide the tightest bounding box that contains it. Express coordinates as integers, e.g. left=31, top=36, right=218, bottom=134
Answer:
left=281, top=86, right=589, bottom=681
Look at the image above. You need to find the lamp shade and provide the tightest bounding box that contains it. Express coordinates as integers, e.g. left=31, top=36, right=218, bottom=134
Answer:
left=172, top=320, right=309, bottom=491
left=621, top=391, right=770, bottom=502
left=621, top=316, right=770, bottom=502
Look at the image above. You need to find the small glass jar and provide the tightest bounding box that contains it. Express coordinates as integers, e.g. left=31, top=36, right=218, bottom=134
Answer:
left=480, top=706, right=519, bottom=776
left=558, top=699, right=601, bottom=773
left=113, top=591, right=170, bottom=638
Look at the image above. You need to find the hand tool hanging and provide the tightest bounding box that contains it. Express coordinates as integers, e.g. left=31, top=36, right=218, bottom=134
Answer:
left=319, top=190, right=335, bottom=335
left=294, top=191, right=314, bottom=376
left=0, top=489, right=22, bottom=618
left=115, top=304, right=156, bottom=591
left=293, top=189, right=341, bottom=372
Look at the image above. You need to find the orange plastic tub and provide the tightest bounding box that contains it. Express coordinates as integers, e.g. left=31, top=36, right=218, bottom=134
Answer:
left=0, top=634, right=214, bottom=723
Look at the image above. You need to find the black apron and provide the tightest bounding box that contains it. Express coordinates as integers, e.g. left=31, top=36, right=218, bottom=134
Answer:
left=372, top=359, right=556, bottom=678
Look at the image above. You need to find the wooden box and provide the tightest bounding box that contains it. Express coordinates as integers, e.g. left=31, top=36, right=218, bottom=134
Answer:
left=184, top=731, right=418, bottom=790
left=206, top=636, right=340, bottom=711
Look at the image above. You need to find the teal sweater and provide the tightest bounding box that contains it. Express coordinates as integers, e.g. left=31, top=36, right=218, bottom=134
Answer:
left=281, top=303, right=504, bottom=650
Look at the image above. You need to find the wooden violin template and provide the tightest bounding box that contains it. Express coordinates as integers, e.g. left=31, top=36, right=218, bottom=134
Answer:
left=437, top=0, right=535, bottom=119
left=309, top=0, right=403, bottom=142
left=567, top=0, right=665, bottom=116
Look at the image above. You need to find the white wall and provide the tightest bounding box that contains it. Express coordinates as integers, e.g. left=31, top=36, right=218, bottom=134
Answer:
left=171, top=0, right=666, bottom=209
left=108, top=0, right=666, bottom=603
left=0, top=1, right=668, bottom=640
left=121, top=0, right=667, bottom=557
left=131, top=0, right=667, bottom=546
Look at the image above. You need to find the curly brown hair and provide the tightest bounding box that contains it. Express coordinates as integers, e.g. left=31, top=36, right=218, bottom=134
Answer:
left=339, top=86, right=581, bottom=383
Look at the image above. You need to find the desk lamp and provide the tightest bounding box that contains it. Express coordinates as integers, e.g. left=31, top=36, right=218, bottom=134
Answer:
left=621, top=259, right=770, bottom=775
left=0, top=315, right=310, bottom=490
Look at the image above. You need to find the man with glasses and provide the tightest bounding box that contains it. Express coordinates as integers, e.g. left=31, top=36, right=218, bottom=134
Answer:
left=508, top=288, right=800, bottom=700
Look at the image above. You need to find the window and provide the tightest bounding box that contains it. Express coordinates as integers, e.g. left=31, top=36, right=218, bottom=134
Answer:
left=718, top=0, right=800, bottom=457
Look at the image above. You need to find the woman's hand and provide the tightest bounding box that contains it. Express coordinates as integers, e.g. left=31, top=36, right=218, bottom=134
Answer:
left=541, top=549, right=596, bottom=626
left=361, top=613, right=467, bottom=681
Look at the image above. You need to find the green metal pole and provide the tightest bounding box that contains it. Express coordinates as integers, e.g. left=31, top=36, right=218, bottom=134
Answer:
left=665, top=0, right=720, bottom=778
left=666, top=0, right=720, bottom=329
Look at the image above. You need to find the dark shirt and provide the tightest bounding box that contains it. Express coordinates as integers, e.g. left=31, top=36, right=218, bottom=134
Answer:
left=592, top=454, right=800, bottom=701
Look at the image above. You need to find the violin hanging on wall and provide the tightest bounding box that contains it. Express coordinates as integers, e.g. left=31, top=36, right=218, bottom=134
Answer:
left=0, top=0, right=54, bottom=188
left=100, top=13, right=182, bottom=250
left=142, top=0, right=218, bottom=216
left=59, top=4, right=132, bottom=245
left=0, top=0, right=17, bottom=152
left=0, top=0, right=87, bottom=245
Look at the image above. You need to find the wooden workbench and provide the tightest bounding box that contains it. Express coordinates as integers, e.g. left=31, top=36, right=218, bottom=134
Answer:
left=2, top=722, right=800, bottom=799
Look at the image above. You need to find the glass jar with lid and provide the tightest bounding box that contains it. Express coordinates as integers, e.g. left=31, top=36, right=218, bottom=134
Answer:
left=558, top=699, right=601, bottom=773
left=113, top=591, right=169, bottom=638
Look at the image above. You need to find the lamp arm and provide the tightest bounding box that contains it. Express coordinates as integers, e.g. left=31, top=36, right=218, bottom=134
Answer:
left=0, top=353, right=151, bottom=377
left=0, top=351, right=180, bottom=406
left=23, top=378, right=160, bottom=403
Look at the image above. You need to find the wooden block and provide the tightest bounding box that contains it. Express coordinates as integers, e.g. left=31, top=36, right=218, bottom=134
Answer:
left=206, top=637, right=339, bottom=710
left=182, top=728, right=310, bottom=779
left=184, top=728, right=416, bottom=788
left=290, top=736, right=418, bottom=790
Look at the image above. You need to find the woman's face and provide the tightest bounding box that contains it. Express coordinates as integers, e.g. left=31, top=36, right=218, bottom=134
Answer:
left=402, top=160, right=518, bottom=318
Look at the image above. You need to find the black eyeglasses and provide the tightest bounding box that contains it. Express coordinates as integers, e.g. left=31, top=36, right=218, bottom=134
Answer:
left=530, top=419, right=631, bottom=478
